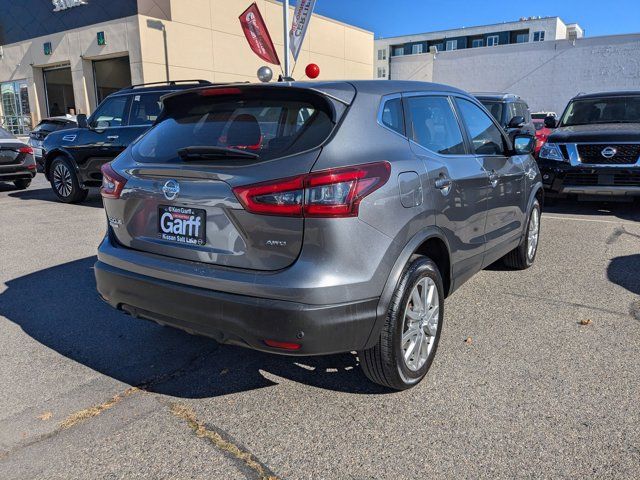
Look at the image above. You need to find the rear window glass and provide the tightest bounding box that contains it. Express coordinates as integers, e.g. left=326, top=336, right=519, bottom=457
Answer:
left=33, top=121, right=65, bottom=133
left=0, top=127, right=16, bottom=140
left=133, top=89, right=335, bottom=163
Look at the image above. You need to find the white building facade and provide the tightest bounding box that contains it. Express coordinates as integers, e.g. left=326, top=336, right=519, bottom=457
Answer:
left=375, top=17, right=583, bottom=80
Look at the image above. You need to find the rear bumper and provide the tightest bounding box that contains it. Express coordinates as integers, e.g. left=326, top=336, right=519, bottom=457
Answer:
left=95, top=260, right=379, bottom=356
left=0, top=164, right=36, bottom=181
left=538, top=161, right=640, bottom=197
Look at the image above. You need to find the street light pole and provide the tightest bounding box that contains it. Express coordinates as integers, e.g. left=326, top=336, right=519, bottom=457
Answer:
left=283, top=0, right=290, bottom=78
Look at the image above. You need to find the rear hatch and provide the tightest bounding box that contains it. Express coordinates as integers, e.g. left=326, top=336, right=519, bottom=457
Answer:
left=0, top=131, right=28, bottom=167
left=107, top=84, right=354, bottom=271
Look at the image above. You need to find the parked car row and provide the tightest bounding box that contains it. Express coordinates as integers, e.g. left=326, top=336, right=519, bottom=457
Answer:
left=6, top=77, right=637, bottom=390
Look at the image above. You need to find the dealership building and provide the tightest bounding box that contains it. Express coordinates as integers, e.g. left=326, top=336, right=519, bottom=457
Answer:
left=0, top=0, right=373, bottom=135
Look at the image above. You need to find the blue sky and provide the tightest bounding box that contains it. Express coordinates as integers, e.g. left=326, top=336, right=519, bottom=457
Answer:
left=285, top=0, right=638, bottom=39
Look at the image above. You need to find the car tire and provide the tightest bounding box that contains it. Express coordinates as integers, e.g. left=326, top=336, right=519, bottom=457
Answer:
left=502, top=199, right=541, bottom=270
left=50, top=157, right=89, bottom=204
left=359, top=256, right=444, bottom=390
left=13, top=179, right=31, bottom=190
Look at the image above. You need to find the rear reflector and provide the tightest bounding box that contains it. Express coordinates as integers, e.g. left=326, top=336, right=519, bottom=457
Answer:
left=233, top=161, right=391, bottom=218
left=18, top=146, right=33, bottom=155
left=100, top=162, right=127, bottom=199
left=264, top=339, right=302, bottom=351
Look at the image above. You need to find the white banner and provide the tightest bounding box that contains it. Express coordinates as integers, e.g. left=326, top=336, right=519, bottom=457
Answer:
left=289, top=0, right=317, bottom=61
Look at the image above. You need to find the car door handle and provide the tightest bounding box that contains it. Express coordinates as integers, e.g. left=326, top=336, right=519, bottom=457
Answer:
left=435, top=177, right=453, bottom=190
left=107, top=135, right=119, bottom=140
left=489, top=170, right=499, bottom=188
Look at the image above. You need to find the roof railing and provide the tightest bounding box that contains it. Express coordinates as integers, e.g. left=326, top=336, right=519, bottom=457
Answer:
left=126, top=79, right=212, bottom=89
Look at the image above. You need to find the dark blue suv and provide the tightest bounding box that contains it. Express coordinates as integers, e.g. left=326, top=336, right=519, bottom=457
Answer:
left=42, top=80, right=211, bottom=203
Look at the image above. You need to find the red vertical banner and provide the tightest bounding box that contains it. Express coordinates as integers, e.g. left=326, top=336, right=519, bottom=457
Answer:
left=239, top=3, right=281, bottom=66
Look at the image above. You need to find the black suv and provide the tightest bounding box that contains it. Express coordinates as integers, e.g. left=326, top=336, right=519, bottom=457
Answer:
left=42, top=80, right=211, bottom=203
left=539, top=91, right=640, bottom=200
left=474, top=93, right=536, bottom=140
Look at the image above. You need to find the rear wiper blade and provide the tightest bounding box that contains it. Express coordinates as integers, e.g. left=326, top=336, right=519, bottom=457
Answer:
left=177, top=146, right=259, bottom=160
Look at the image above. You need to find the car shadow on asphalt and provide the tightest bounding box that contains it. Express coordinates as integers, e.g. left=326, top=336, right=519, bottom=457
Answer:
left=544, top=198, right=640, bottom=222
left=607, top=254, right=640, bottom=296
left=6, top=185, right=103, bottom=208
left=0, top=256, right=390, bottom=398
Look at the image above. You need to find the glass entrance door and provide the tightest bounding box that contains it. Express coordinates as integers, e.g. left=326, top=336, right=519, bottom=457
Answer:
left=1, top=80, right=32, bottom=135
left=43, top=67, right=76, bottom=117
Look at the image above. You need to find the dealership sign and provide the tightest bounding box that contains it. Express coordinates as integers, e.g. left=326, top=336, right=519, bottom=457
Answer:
left=289, top=0, right=317, bottom=61
left=52, top=0, right=88, bottom=12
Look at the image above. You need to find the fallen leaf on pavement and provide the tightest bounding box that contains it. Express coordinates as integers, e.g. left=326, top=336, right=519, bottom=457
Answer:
left=37, top=412, right=53, bottom=421
left=579, top=319, right=593, bottom=326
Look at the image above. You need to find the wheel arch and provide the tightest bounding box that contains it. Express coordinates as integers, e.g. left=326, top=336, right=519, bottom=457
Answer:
left=44, top=148, right=77, bottom=181
left=362, top=226, right=453, bottom=350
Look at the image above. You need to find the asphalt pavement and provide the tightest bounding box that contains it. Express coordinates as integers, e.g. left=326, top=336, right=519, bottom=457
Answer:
left=1, top=176, right=639, bottom=479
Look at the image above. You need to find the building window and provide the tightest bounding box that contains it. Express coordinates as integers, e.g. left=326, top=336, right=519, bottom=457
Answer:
left=487, top=35, right=499, bottom=47
left=393, top=47, right=404, bottom=57
left=516, top=33, right=529, bottom=44
left=533, top=31, right=545, bottom=42
left=377, top=49, right=387, bottom=60
left=377, top=67, right=387, bottom=78
left=411, top=44, right=423, bottom=55
left=445, top=39, right=458, bottom=51
left=471, top=39, right=484, bottom=48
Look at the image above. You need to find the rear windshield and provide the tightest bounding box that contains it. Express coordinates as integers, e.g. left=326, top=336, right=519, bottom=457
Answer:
left=480, top=101, right=504, bottom=124
left=0, top=127, right=16, bottom=140
left=33, top=121, right=66, bottom=133
left=133, top=89, right=335, bottom=163
left=560, top=96, right=640, bottom=126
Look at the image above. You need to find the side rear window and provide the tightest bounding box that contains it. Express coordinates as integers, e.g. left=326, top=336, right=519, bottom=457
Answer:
left=128, top=93, right=164, bottom=126
left=133, top=89, right=335, bottom=163
left=405, top=96, right=466, bottom=155
left=456, top=98, right=506, bottom=156
left=380, top=97, right=404, bottom=135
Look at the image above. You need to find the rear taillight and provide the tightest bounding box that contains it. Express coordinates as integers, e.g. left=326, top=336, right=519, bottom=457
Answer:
left=233, top=161, right=391, bottom=218
left=18, top=146, right=33, bottom=155
left=100, top=163, right=127, bottom=199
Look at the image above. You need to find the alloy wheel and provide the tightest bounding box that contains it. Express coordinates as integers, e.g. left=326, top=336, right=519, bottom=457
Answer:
left=527, top=207, right=540, bottom=261
left=53, top=162, right=73, bottom=198
left=401, top=277, right=440, bottom=372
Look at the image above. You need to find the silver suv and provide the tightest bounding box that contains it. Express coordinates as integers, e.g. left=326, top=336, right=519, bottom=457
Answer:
left=95, top=81, right=543, bottom=390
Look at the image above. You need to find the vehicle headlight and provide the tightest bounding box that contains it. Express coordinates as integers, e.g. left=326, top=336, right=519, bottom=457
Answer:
left=538, top=143, right=565, bottom=162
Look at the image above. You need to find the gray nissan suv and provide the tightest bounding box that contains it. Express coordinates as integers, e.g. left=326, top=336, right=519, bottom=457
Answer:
left=95, top=81, right=543, bottom=390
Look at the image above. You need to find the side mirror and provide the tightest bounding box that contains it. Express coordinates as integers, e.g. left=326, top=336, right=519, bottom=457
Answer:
left=77, top=114, right=89, bottom=129
left=508, top=115, right=525, bottom=129
left=513, top=134, right=535, bottom=155
left=544, top=115, right=557, bottom=129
